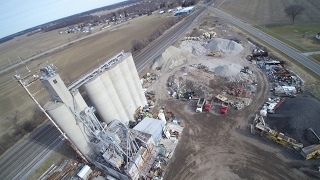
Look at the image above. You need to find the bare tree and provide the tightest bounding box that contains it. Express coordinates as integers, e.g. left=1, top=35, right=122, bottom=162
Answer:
left=284, top=5, right=304, bottom=25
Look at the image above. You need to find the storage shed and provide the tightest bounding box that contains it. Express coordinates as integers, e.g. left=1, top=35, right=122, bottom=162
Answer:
left=133, top=118, right=165, bottom=145
left=174, top=6, right=195, bottom=16
left=77, top=165, right=92, bottom=180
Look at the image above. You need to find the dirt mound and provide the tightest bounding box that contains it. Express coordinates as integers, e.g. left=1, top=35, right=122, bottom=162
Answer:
left=206, top=38, right=243, bottom=55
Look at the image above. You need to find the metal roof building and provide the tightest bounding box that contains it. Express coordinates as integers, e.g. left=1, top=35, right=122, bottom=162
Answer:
left=174, top=6, right=195, bottom=16
left=133, top=118, right=165, bottom=145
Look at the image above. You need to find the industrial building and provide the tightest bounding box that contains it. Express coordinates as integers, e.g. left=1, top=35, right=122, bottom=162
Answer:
left=40, top=51, right=156, bottom=179
left=174, top=6, right=195, bottom=16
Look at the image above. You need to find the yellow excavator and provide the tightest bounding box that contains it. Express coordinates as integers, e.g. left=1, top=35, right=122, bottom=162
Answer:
left=208, top=50, right=222, bottom=57
left=301, top=128, right=320, bottom=160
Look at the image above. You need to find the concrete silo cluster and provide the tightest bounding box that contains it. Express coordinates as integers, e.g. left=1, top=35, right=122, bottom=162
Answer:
left=40, top=51, right=156, bottom=179
left=83, top=54, right=146, bottom=124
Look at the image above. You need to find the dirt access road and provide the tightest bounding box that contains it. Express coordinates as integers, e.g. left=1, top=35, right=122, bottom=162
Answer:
left=154, top=66, right=319, bottom=179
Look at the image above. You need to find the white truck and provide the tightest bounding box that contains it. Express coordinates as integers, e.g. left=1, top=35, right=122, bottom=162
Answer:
left=196, top=97, right=205, bottom=113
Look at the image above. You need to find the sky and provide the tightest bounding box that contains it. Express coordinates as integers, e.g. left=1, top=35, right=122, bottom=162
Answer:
left=0, top=0, right=124, bottom=38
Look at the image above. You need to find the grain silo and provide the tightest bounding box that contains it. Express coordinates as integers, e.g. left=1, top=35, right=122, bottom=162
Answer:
left=117, top=58, right=141, bottom=107
left=99, top=72, right=129, bottom=121
left=68, top=51, right=147, bottom=125
left=107, top=65, right=135, bottom=123
left=72, top=89, right=88, bottom=112
left=126, top=55, right=147, bottom=106
left=40, top=64, right=94, bottom=160
left=83, top=76, right=120, bottom=123
left=44, top=101, right=93, bottom=160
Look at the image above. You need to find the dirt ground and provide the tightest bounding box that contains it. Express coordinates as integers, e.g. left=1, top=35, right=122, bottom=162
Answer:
left=148, top=51, right=320, bottom=179
left=142, top=14, right=320, bottom=180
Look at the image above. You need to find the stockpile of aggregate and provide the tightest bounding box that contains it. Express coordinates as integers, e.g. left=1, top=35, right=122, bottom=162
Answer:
left=213, top=64, right=242, bottom=77
left=179, top=40, right=208, bottom=56
left=206, top=38, right=243, bottom=55
left=267, top=92, right=320, bottom=145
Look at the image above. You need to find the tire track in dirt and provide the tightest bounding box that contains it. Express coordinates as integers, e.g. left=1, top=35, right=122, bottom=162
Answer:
left=163, top=65, right=307, bottom=180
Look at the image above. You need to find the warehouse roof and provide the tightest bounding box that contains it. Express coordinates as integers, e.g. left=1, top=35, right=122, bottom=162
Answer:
left=133, top=118, right=165, bottom=144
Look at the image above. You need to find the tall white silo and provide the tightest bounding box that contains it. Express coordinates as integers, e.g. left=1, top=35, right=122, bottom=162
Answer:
left=107, top=65, right=135, bottom=123
left=41, top=73, right=73, bottom=106
left=117, top=58, right=141, bottom=108
left=44, top=101, right=94, bottom=161
left=83, top=76, right=120, bottom=123
left=71, top=89, right=88, bottom=112
left=99, top=72, right=129, bottom=122
left=126, top=55, right=147, bottom=106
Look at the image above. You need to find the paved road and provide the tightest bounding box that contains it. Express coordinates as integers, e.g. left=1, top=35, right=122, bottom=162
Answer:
left=209, top=7, right=320, bottom=77
left=134, top=7, right=207, bottom=73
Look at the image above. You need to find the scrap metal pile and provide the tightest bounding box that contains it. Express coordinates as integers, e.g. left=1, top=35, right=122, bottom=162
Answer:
left=248, top=47, right=303, bottom=97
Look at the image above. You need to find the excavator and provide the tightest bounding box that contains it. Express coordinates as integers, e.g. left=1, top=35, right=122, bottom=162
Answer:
left=251, top=114, right=303, bottom=149
left=208, top=50, right=222, bottom=57
left=301, top=128, right=320, bottom=160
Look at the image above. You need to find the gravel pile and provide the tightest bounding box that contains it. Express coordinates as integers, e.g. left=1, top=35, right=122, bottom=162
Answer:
left=180, top=40, right=208, bottom=56
left=213, top=64, right=242, bottom=77
left=267, top=93, right=320, bottom=145
left=206, top=38, right=243, bottom=55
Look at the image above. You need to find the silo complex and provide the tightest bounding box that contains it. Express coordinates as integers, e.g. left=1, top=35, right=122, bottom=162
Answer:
left=83, top=53, right=147, bottom=124
left=99, top=73, right=128, bottom=121
left=126, top=55, right=147, bottom=106
left=44, top=101, right=93, bottom=160
left=40, top=64, right=94, bottom=160
left=107, top=65, right=135, bottom=123
left=83, top=76, right=120, bottom=123
left=117, top=59, right=141, bottom=107
left=72, top=89, right=88, bottom=112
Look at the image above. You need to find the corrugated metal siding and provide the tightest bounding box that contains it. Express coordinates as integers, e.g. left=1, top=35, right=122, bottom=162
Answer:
left=133, top=118, right=165, bottom=144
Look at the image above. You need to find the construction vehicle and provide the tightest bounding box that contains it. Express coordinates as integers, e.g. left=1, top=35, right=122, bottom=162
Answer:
left=196, top=97, right=205, bottom=113
left=301, top=144, right=320, bottom=160
left=214, top=94, right=227, bottom=103
left=220, top=103, right=228, bottom=114
left=208, top=50, right=222, bottom=57
left=251, top=114, right=303, bottom=149
left=301, top=128, right=320, bottom=160
left=203, top=100, right=212, bottom=111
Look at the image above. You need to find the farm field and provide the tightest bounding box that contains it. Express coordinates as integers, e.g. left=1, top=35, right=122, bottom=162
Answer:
left=216, top=0, right=320, bottom=25
left=0, top=13, right=174, bottom=138
left=257, top=25, right=320, bottom=52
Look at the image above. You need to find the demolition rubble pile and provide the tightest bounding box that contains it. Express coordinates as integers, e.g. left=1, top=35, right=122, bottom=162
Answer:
left=163, top=63, right=256, bottom=110
left=214, top=64, right=241, bottom=77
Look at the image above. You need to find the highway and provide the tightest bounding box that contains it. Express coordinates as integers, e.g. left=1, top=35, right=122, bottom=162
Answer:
left=208, top=7, right=320, bottom=77
left=134, top=7, right=207, bottom=73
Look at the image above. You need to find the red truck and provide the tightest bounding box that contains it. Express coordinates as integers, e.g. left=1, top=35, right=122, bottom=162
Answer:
left=204, top=100, right=212, bottom=111
left=220, top=102, right=228, bottom=114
